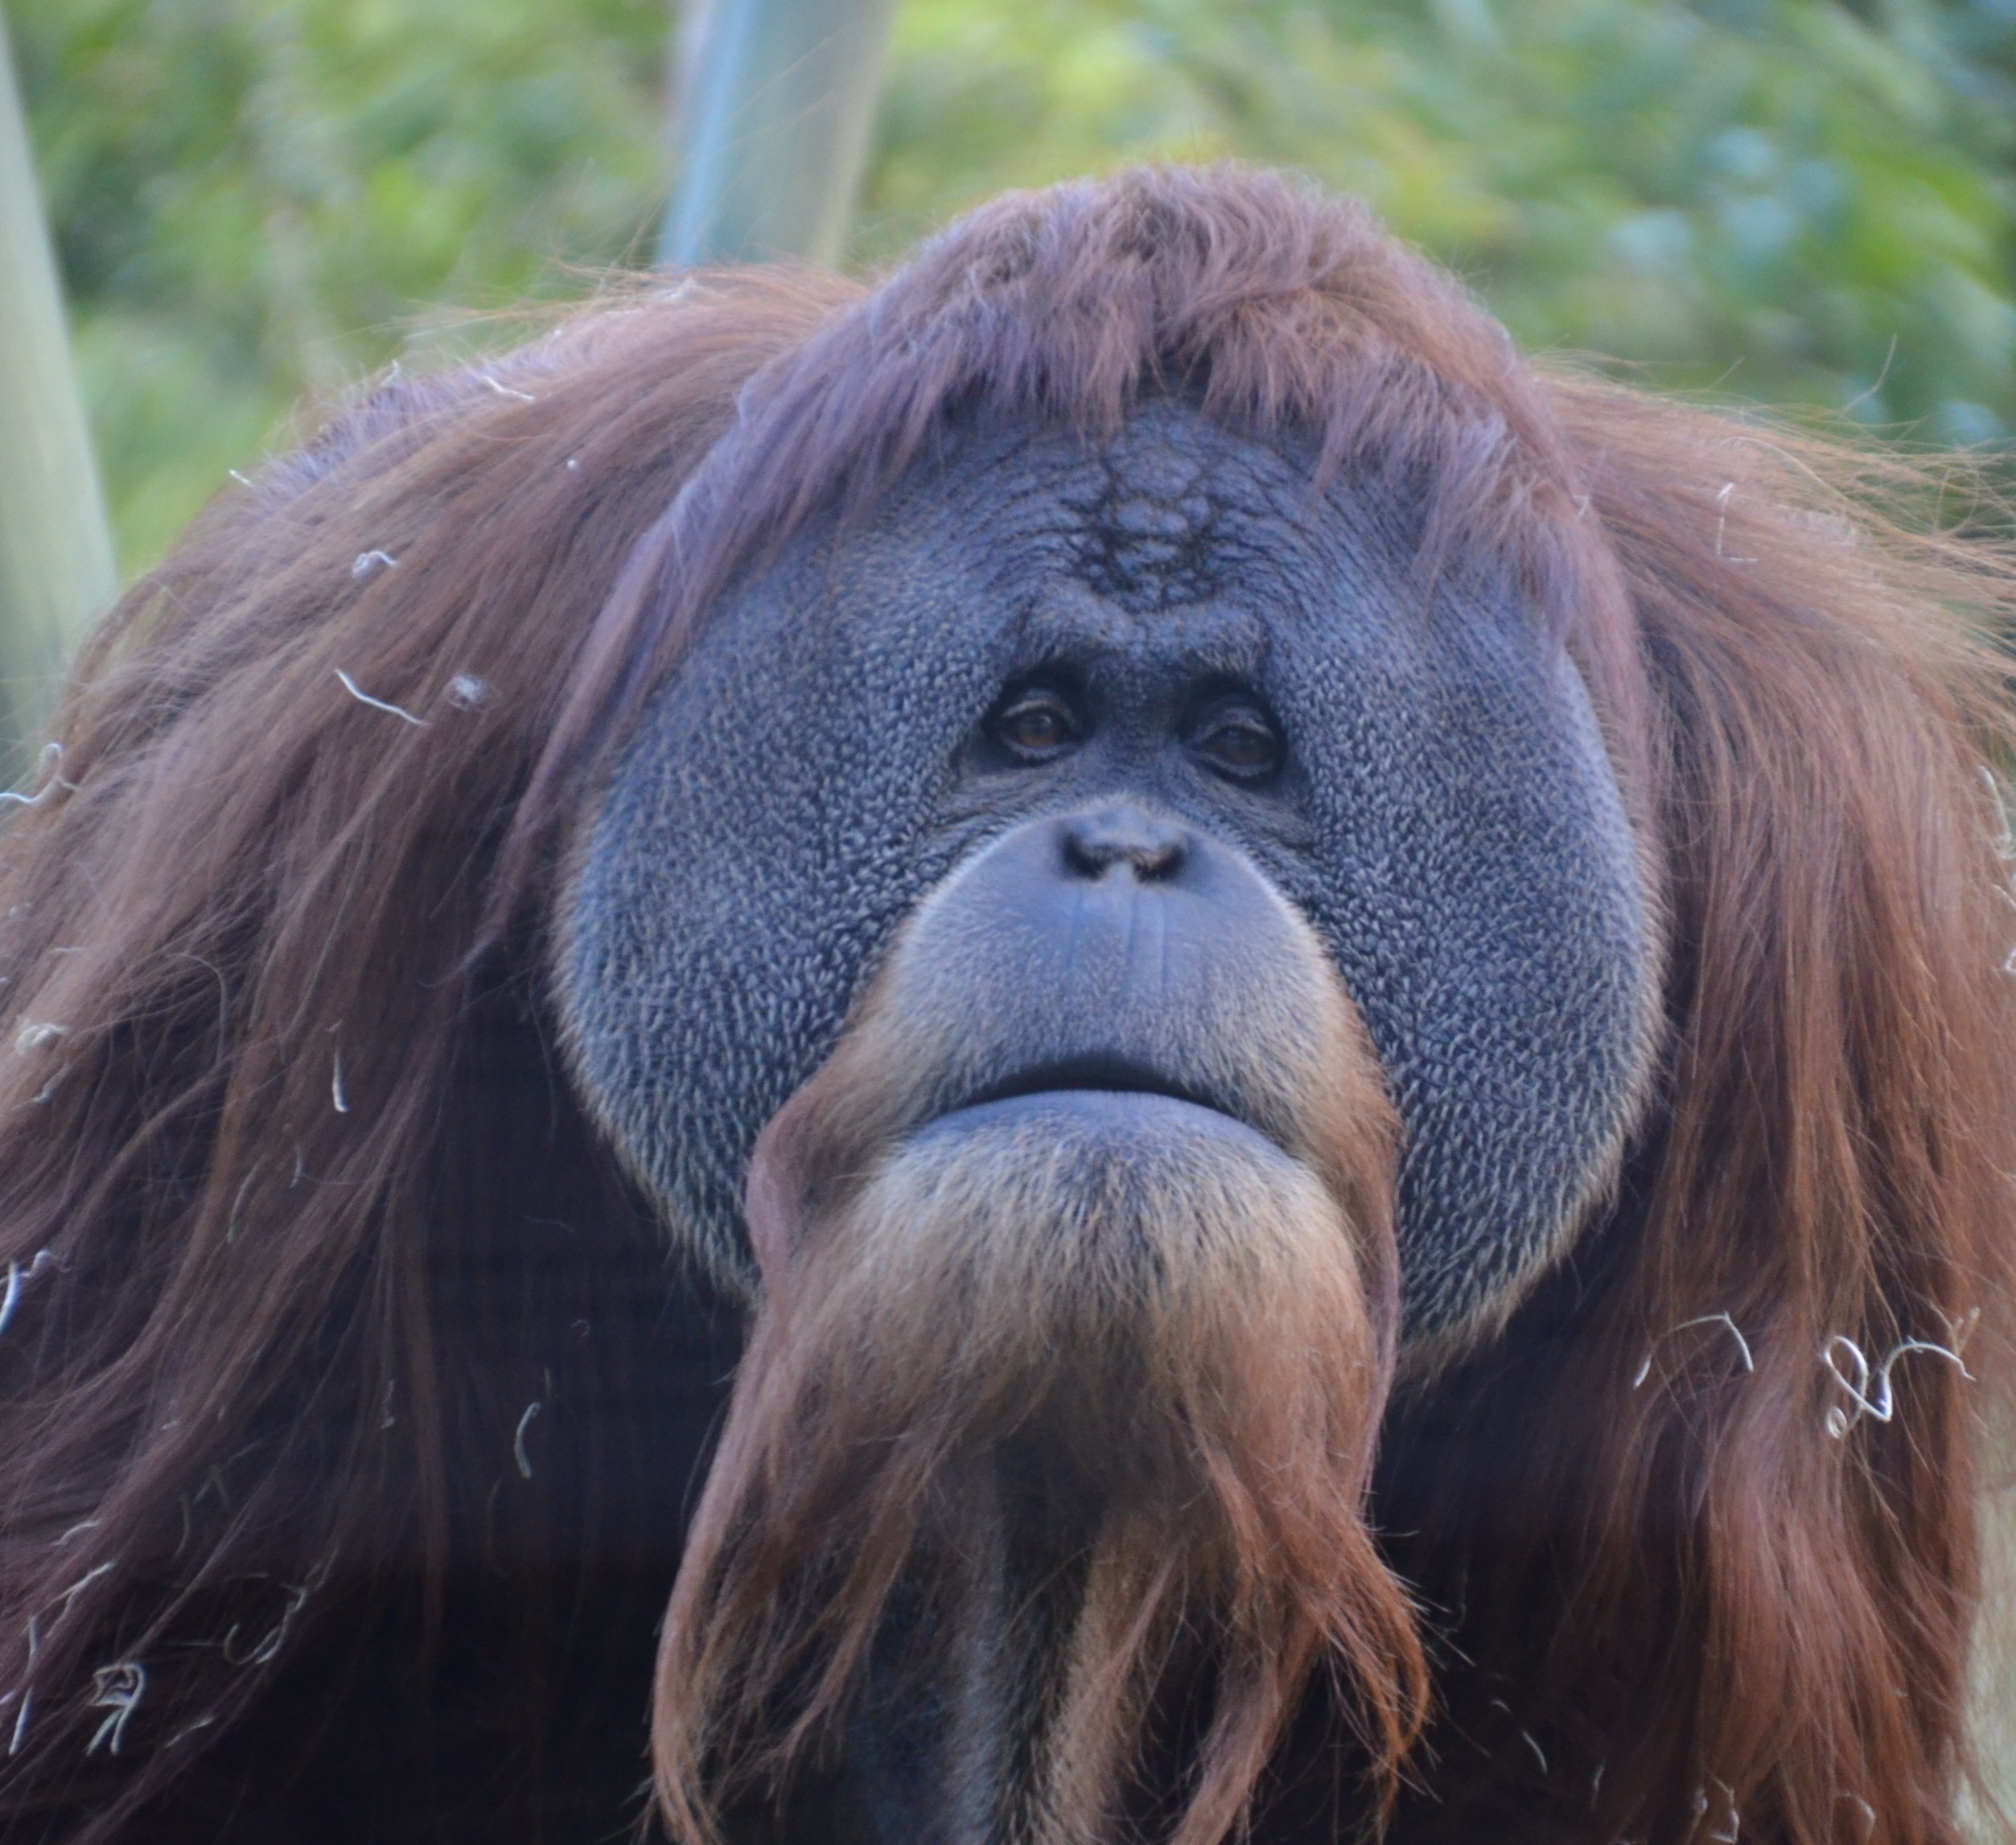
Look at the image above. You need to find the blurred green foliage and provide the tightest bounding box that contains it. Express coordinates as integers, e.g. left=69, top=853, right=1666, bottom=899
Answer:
left=14, top=0, right=2016, bottom=575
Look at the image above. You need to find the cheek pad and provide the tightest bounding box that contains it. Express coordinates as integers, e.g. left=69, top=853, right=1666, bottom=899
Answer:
left=1274, top=585, right=1659, bottom=1342
left=562, top=526, right=1014, bottom=1290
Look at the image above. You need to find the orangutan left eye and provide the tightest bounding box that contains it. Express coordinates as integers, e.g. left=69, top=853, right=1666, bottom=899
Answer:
left=1189, top=703, right=1282, bottom=780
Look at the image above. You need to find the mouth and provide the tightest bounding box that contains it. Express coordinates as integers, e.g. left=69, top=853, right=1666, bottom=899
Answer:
left=962, top=1054, right=1228, bottom=1118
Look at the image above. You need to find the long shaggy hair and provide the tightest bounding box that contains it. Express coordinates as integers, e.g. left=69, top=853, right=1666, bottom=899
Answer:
left=0, top=166, right=2010, bottom=1845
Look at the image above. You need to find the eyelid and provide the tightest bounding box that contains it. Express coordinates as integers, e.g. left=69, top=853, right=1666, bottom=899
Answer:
left=1188, top=699, right=1282, bottom=774
left=1002, top=688, right=1073, bottom=717
left=1001, top=692, right=1077, bottom=730
left=1190, top=699, right=1274, bottom=740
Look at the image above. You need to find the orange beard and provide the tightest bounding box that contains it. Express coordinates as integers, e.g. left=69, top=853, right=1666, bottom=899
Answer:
left=652, top=972, right=1427, bottom=1845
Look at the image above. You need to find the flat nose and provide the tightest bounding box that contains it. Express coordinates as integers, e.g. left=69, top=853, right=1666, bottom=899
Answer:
left=1057, top=805, right=1190, bottom=883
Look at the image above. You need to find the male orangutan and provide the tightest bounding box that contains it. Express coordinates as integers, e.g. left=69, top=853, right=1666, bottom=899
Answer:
left=0, top=166, right=2011, bottom=1845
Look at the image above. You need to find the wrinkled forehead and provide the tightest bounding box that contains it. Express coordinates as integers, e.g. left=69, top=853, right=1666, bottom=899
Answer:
left=883, top=399, right=1422, bottom=635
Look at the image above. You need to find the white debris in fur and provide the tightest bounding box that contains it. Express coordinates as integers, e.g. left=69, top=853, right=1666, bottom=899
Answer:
left=350, top=550, right=399, bottom=581
left=8, top=1618, right=38, bottom=1756
left=566, top=457, right=581, bottom=476
left=479, top=372, right=537, bottom=404
left=1711, top=483, right=1755, bottom=563
left=228, top=470, right=253, bottom=487
left=514, top=1401, right=541, bottom=1480
left=165, top=1714, right=216, bottom=1749
left=1631, top=1313, right=1754, bottom=1390
left=447, top=674, right=490, bottom=710
left=86, top=1662, right=145, bottom=1755
left=1822, top=1329, right=1973, bottom=1438
left=222, top=1557, right=333, bottom=1668
left=0, top=744, right=77, bottom=809
left=331, top=1051, right=348, bottom=1115
left=54, top=1562, right=113, bottom=1621
left=1983, top=767, right=2014, bottom=861
left=225, top=1164, right=261, bottom=1245
left=0, top=1251, right=59, bottom=1338
left=14, top=1022, right=64, bottom=1053
left=335, top=671, right=426, bottom=727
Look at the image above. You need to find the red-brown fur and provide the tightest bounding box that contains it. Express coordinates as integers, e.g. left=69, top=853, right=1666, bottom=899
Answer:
left=0, top=166, right=2008, bottom=1843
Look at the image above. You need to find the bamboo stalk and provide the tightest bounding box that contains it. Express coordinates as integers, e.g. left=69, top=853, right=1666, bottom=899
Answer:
left=0, top=14, right=116, bottom=768
left=660, top=0, right=899, bottom=267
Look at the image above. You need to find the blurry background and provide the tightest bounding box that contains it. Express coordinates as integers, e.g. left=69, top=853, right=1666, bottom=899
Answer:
left=14, top=0, right=2016, bottom=577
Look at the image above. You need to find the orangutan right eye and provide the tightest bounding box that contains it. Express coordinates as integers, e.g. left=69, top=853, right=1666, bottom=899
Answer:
left=991, top=689, right=1083, bottom=762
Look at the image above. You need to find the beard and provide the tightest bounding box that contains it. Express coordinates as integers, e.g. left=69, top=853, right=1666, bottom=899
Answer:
left=651, top=979, right=1426, bottom=1845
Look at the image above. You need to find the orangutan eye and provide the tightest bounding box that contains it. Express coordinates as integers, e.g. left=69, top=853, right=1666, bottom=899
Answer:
left=991, top=689, right=1083, bottom=762
left=1189, top=701, right=1282, bottom=781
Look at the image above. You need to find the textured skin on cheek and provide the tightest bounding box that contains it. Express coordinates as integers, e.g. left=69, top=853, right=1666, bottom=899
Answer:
left=1278, top=577, right=1655, bottom=1340
left=562, top=401, right=1658, bottom=1346
left=561, top=523, right=1015, bottom=1296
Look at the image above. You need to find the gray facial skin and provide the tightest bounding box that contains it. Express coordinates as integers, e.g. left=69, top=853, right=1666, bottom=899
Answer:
left=562, top=397, right=1660, bottom=1350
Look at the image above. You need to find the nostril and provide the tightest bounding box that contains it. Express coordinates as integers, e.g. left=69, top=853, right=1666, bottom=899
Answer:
left=1129, top=832, right=1187, bottom=882
left=1058, top=807, right=1190, bottom=883
left=1060, top=828, right=1109, bottom=880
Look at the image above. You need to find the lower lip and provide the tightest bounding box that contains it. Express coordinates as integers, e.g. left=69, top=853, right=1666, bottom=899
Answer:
left=920, top=1087, right=1286, bottom=1160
